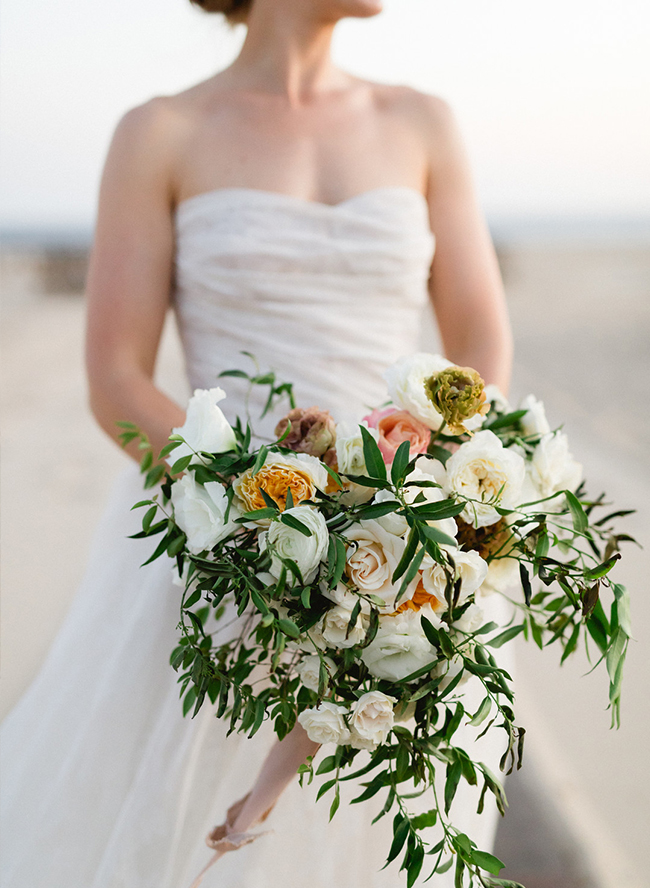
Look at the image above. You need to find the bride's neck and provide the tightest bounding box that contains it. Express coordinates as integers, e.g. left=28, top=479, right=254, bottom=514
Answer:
left=228, top=5, right=343, bottom=104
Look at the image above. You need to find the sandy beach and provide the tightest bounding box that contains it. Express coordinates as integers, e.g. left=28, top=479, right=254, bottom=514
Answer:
left=1, top=240, right=648, bottom=886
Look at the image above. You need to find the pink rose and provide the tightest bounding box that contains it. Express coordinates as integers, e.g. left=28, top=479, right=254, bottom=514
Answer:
left=363, top=408, right=431, bottom=463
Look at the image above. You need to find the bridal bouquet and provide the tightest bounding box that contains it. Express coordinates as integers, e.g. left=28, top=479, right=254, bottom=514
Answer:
left=122, top=353, right=633, bottom=887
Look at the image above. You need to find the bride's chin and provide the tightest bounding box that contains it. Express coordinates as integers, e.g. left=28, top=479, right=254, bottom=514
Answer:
left=329, top=0, right=384, bottom=19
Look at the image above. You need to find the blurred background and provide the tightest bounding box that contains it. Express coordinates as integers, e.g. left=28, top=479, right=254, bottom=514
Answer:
left=1, top=1, right=648, bottom=886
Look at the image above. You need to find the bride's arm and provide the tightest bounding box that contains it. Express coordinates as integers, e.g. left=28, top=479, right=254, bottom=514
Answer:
left=420, top=97, right=513, bottom=393
left=85, top=100, right=186, bottom=460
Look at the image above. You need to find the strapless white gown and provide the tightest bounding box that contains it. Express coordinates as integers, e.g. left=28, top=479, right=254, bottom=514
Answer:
left=1, top=187, right=514, bottom=887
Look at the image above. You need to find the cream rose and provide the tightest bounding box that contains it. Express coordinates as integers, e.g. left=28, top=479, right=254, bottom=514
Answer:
left=442, top=430, right=525, bottom=528
left=259, top=505, right=328, bottom=585
left=172, top=387, right=236, bottom=464
left=349, top=691, right=396, bottom=750
left=431, top=653, right=471, bottom=692
left=383, top=353, right=454, bottom=431
left=343, top=519, right=418, bottom=611
left=297, top=702, right=350, bottom=745
left=296, top=654, right=337, bottom=692
left=420, top=548, right=488, bottom=606
left=171, top=474, right=239, bottom=554
left=322, top=604, right=369, bottom=649
left=233, top=452, right=327, bottom=514
left=361, top=605, right=440, bottom=682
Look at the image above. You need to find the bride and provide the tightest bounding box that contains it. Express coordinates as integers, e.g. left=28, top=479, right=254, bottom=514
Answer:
left=1, top=1, right=514, bottom=886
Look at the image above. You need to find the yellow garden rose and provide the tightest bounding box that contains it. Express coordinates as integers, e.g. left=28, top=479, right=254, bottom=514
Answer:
left=233, top=452, right=328, bottom=512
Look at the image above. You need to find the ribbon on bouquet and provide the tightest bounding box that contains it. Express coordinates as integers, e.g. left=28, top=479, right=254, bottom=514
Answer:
left=188, top=793, right=274, bottom=888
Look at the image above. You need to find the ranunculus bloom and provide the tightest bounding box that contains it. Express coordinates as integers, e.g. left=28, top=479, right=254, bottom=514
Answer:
left=363, top=407, right=430, bottom=463
left=172, top=387, right=236, bottom=464
left=349, top=691, right=396, bottom=750
left=297, top=702, right=350, bottom=745
left=171, top=474, right=239, bottom=554
left=275, top=406, right=336, bottom=458
left=259, top=505, right=329, bottom=585
left=383, top=353, right=454, bottom=431
left=233, top=452, right=327, bottom=513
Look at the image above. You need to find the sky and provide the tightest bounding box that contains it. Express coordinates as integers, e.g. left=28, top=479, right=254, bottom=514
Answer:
left=1, top=0, right=649, bottom=230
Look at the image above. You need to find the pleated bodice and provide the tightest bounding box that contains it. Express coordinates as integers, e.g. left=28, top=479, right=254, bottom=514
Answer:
left=173, top=186, right=435, bottom=427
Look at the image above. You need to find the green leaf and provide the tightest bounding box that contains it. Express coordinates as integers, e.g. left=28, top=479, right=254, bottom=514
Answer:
left=316, top=778, right=337, bottom=801
left=158, top=440, right=182, bottom=460
left=410, top=809, right=438, bottom=830
left=142, top=505, right=158, bottom=531
left=613, top=584, right=632, bottom=637
left=428, top=442, right=452, bottom=465
left=251, top=445, right=269, bottom=476
left=277, top=618, right=300, bottom=639
left=360, top=424, right=387, bottom=481
left=329, top=784, right=341, bottom=820
left=406, top=841, right=425, bottom=888
left=280, top=513, right=313, bottom=537
left=584, top=553, right=621, bottom=581
left=386, top=815, right=410, bottom=865
left=421, top=616, right=440, bottom=648
left=565, top=490, right=588, bottom=534
left=237, top=507, right=278, bottom=522
left=487, top=624, right=525, bottom=648
left=444, top=760, right=462, bottom=813
left=409, top=499, right=465, bottom=521
left=519, top=563, right=532, bottom=606
left=419, top=524, right=458, bottom=548
left=170, top=454, right=193, bottom=475
left=218, top=368, right=250, bottom=379
left=391, top=440, right=412, bottom=486
left=356, top=500, right=401, bottom=520
left=560, top=621, right=581, bottom=664
left=392, top=525, right=419, bottom=584
left=471, top=850, right=505, bottom=875
left=469, top=696, right=492, bottom=727
left=484, top=409, right=527, bottom=431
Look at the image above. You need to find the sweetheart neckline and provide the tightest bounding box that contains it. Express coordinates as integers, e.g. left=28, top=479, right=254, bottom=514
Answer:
left=174, top=184, right=429, bottom=214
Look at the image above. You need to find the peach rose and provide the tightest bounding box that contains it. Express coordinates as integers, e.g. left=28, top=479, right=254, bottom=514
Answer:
left=363, top=408, right=430, bottom=463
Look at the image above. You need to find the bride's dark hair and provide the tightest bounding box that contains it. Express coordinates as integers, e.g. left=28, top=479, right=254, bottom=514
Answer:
left=190, top=0, right=252, bottom=23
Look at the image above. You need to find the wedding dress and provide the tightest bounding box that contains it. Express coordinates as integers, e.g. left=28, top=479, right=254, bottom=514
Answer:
left=1, top=186, right=514, bottom=887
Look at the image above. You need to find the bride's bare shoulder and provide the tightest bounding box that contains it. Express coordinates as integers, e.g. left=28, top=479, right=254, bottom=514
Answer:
left=370, top=82, right=460, bottom=143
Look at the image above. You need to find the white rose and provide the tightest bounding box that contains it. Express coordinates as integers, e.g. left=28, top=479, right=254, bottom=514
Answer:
left=322, top=604, right=369, bottom=649
left=442, top=430, right=525, bottom=528
left=453, top=602, right=485, bottom=634
left=172, top=387, right=236, bottom=464
left=349, top=691, right=396, bottom=750
left=343, top=519, right=418, bottom=612
left=259, top=505, right=328, bottom=585
left=171, top=473, right=239, bottom=554
left=297, top=702, right=350, bottom=745
left=383, top=353, right=453, bottom=431
left=361, top=605, right=440, bottom=682
left=519, top=394, right=551, bottom=437
left=335, top=421, right=379, bottom=476
left=296, top=654, right=337, bottom=692
left=420, top=548, right=488, bottom=607
left=527, top=432, right=582, bottom=501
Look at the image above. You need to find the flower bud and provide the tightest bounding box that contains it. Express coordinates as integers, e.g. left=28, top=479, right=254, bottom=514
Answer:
left=275, top=406, right=336, bottom=458
left=424, top=366, right=488, bottom=434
